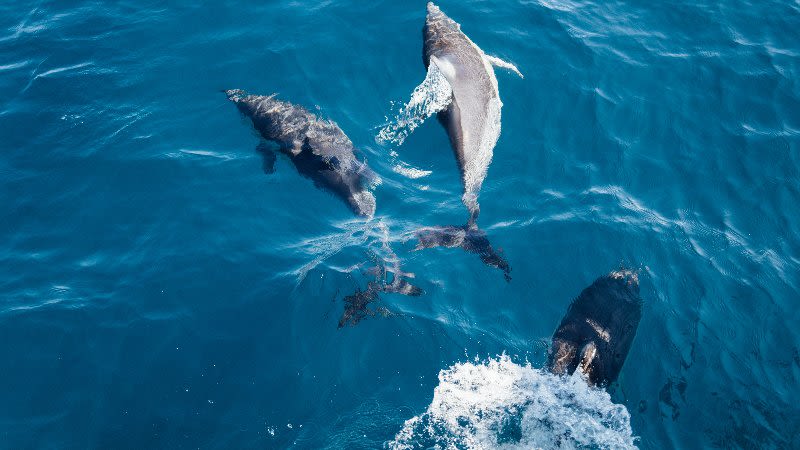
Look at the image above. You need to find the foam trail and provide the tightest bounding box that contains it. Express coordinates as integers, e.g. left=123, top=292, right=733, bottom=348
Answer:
left=392, top=160, right=432, bottom=179
left=389, top=355, right=637, bottom=450
left=286, top=219, right=371, bottom=282
left=372, top=221, right=415, bottom=280
left=287, top=217, right=418, bottom=286
left=376, top=63, right=452, bottom=146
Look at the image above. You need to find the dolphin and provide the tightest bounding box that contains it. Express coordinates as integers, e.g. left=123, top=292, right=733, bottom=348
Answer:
left=423, top=2, right=522, bottom=222
left=547, top=270, right=643, bottom=387
left=225, top=90, right=421, bottom=325
left=339, top=265, right=422, bottom=328
left=338, top=228, right=424, bottom=328
left=411, top=3, right=521, bottom=280
left=225, top=89, right=377, bottom=217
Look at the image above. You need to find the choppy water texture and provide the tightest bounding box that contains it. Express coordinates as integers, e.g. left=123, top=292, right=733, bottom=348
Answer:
left=2, top=0, right=799, bottom=448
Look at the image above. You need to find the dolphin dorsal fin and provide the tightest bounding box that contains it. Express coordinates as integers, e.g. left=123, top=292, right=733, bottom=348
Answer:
left=485, top=55, right=524, bottom=79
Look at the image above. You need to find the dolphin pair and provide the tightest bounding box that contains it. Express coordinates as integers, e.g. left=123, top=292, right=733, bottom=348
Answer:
left=547, top=270, right=643, bottom=387
left=418, top=5, right=646, bottom=387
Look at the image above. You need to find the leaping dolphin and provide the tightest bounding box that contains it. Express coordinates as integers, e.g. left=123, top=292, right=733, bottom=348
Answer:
left=405, top=3, right=522, bottom=280
left=423, top=2, right=522, bottom=222
left=547, top=270, right=643, bottom=387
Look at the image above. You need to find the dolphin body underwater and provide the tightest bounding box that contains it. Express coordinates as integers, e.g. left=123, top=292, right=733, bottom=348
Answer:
left=225, top=90, right=421, bottom=325
left=225, top=89, right=378, bottom=218
left=411, top=3, right=523, bottom=281
left=547, top=270, right=643, bottom=387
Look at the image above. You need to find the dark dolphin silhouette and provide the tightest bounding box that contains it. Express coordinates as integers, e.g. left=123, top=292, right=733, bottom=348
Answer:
left=547, top=270, right=643, bottom=387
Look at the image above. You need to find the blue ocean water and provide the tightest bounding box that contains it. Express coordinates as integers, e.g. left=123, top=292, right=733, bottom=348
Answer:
left=2, top=0, right=800, bottom=447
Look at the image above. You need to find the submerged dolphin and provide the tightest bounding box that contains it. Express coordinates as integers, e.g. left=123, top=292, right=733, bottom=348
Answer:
left=410, top=3, right=521, bottom=280
left=225, top=89, right=377, bottom=217
left=339, top=262, right=422, bottom=328
left=415, top=224, right=511, bottom=281
left=547, top=270, right=643, bottom=387
left=226, top=90, right=421, bottom=325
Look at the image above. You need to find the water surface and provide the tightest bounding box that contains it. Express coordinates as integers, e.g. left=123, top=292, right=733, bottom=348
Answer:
left=1, top=0, right=799, bottom=448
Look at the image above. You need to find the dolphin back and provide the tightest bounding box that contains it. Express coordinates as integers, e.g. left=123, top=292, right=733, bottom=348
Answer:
left=225, top=89, right=377, bottom=218
left=548, top=270, right=643, bottom=386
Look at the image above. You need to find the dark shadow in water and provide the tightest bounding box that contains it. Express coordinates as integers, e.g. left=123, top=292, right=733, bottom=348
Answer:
left=338, top=258, right=423, bottom=328
left=339, top=283, right=388, bottom=328
left=415, top=224, right=511, bottom=282
left=255, top=142, right=277, bottom=174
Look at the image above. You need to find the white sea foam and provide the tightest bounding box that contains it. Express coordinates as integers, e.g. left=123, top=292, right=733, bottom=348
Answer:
left=376, top=63, right=453, bottom=146
left=389, top=355, right=637, bottom=450
left=285, top=218, right=417, bottom=285
left=392, top=161, right=432, bottom=179
left=174, top=148, right=237, bottom=160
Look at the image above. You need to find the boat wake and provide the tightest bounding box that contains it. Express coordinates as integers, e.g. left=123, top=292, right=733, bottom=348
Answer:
left=389, top=355, right=637, bottom=450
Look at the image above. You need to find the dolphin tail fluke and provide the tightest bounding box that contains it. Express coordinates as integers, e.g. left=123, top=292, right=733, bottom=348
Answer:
left=415, top=225, right=511, bottom=281
left=367, top=259, right=424, bottom=297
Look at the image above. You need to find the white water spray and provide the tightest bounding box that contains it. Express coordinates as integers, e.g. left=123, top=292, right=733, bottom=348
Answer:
left=389, top=355, right=637, bottom=450
left=376, top=63, right=453, bottom=146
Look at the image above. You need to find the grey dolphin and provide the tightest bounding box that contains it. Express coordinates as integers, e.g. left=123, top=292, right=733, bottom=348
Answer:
left=225, top=89, right=377, bottom=217
left=423, top=2, right=522, bottom=222
left=226, top=90, right=421, bottom=325
left=412, top=3, right=520, bottom=280
left=547, top=270, right=643, bottom=387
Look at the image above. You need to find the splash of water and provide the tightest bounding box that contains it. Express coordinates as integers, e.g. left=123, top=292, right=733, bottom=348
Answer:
left=389, top=355, right=637, bottom=450
left=392, top=161, right=432, bottom=179
left=376, top=63, right=453, bottom=146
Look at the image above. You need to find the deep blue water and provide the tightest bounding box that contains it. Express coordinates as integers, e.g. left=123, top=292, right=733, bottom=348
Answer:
left=2, top=0, right=800, bottom=448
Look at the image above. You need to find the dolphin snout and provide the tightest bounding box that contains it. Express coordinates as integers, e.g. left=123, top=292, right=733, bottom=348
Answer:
left=224, top=89, right=246, bottom=101
left=610, top=269, right=639, bottom=287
